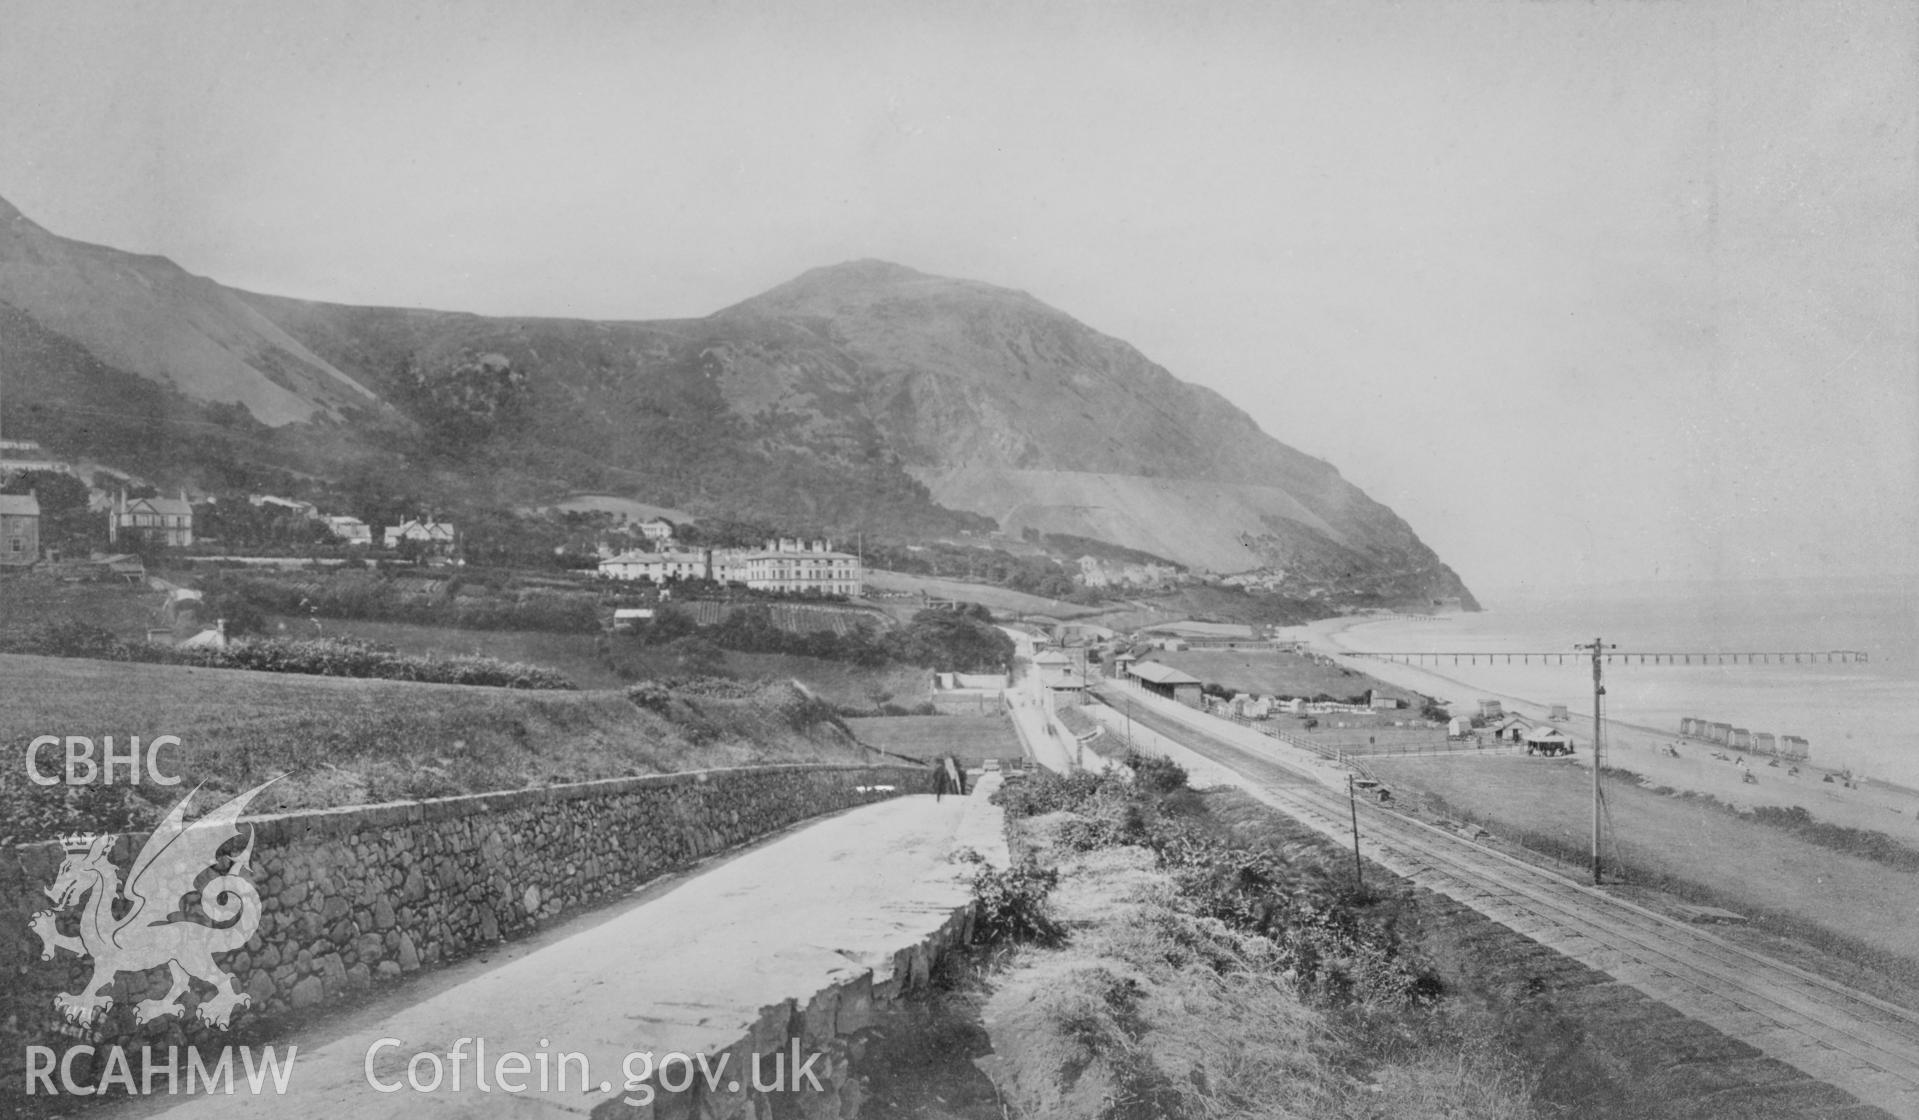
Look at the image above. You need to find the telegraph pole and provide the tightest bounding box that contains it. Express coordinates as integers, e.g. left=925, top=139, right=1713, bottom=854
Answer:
left=1347, top=774, right=1364, bottom=891
left=1576, top=637, right=1615, bottom=884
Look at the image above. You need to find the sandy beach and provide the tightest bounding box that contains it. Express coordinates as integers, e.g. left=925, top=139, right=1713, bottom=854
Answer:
left=1276, top=616, right=1919, bottom=842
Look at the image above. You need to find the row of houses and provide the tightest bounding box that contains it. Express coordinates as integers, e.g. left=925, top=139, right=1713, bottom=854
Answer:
left=243, top=496, right=456, bottom=552
left=597, top=538, right=863, bottom=596
left=108, top=493, right=455, bottom=554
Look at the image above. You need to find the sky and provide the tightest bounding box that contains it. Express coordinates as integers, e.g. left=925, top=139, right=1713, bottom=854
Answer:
left=0, top=0, right=1913, bottom=596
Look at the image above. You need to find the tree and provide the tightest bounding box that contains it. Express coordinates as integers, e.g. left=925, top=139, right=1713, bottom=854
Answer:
left=3, top=470, right=103, bottom=553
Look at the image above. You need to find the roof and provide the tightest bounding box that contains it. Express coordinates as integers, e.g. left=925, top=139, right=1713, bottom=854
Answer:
left=1523, top=727, right=1571, bottom=742
left=1032, top=650, right=1072, bottom=665
left=601, top=551, right=705, bottom=565
left=0, top=493, right=40, bottom=516
left=1128, top=661, right=1202, bottom=686
left=736, top=550, right=857, bottom=561
left=125, top=497, right=192, bottom=516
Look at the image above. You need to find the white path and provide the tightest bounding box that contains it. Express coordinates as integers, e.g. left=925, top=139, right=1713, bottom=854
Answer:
left=102, top=785, right=1006, bottom=1119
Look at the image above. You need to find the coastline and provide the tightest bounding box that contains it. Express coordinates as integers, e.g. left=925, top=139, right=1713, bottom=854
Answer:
left=1279, top=616, right=1919, bottom=841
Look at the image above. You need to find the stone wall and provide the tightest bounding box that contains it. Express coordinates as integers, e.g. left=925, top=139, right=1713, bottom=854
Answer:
left=605, top=891, right=979, bottom=1119
left=1, top=763, right=930, bottom=1074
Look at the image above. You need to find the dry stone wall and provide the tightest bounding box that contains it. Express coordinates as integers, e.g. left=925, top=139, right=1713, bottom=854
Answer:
left=2, top=763, right=930, bottom=1072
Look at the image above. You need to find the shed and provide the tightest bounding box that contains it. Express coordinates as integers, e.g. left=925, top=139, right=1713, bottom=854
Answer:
left=1523, top=727, right=1574, bottom=756
left=1127, top=660, right=1203, bottom=708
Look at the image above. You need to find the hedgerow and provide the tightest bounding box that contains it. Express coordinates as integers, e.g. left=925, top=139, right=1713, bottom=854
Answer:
left=7, top=621, right=575, bottom=689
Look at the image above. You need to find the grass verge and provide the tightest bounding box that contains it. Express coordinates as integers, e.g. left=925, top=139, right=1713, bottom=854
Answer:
left=0, top=653, right=872, bottom=845
left=970, top=764, right=1540, bottom=1119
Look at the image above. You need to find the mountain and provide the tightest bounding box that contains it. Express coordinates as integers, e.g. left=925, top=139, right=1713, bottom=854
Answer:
left=0, top=196, right=380, bottom=426
left=708, top=262, right=1463, bottom=591
left=0, top=197, right=1475, bottom=608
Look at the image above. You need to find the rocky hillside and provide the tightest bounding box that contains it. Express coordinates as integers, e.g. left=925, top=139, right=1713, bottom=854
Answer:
left=0, top=196, right=381, bottom=426
left=708, top=261, right=1471, bottom=598
left=0, top=195, right=1475, bottom=608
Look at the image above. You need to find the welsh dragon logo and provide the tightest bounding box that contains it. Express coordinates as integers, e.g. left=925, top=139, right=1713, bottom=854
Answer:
left=29, top=780, right=276, bottom=1030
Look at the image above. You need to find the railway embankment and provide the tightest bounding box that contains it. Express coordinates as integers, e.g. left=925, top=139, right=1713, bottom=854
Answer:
left=1085, top=687, right=1917, bottom=1117
left=981, top=760, right=1896, bottom=1119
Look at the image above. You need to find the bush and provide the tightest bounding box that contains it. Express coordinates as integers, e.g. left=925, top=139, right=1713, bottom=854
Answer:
left=1126, top=751, right=1189, bottom=794
left=626, top=681, right=672, bottom=713
left=971, top=859, right=1065, bottom=946
left=991, top=768, right=1115, bottom=817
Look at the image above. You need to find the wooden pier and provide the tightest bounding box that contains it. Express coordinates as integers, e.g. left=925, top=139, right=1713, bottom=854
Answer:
left=1348, top=649, right=1869, bottom=667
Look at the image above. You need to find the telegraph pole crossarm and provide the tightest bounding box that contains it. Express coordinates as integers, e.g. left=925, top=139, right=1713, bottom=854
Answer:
left=1575, top=637, right=1616, bottom=885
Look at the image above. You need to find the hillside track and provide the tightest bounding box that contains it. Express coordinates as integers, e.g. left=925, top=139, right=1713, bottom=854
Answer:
left=1101, top=688, right=1919, bottom=1119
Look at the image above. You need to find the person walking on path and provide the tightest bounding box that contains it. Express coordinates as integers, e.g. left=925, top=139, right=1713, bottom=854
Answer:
left=932, top=759, right=952, bottom=802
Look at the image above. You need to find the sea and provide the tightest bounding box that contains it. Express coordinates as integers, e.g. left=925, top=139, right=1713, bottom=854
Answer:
left=1324, top=575, right=1919, bottom=788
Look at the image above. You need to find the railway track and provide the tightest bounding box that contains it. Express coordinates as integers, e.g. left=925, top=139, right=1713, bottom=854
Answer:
left=1094, top=686, right=1919, bottom=1119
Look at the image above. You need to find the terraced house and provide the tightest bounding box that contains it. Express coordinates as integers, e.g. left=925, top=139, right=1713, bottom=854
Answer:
left=595, top=538, right=863, bottom=595
left=728, top=539, right=862, bottom=595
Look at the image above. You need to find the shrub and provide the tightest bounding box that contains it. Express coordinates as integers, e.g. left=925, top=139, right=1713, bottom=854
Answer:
left=626, top=681, right=673, bottom=713
left=991, top=768, right=1114, bottom=817
left=971, top=859, right=1064, bottom=946
left=1126, top=750, right=1189, bottom=794
left=12, top=620, right=131, bottom=660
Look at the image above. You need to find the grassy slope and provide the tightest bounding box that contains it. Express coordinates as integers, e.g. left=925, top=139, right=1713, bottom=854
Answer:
left=985, top=803, right=1537, bottom=1119
left=0, top=653, right=871, bottom=843
left=1367, top=754, right=1919, bottom=968
left=842, top=714, right=1021, bottom=763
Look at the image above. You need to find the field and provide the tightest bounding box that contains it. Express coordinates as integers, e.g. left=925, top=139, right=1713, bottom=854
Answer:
left=0, top=574, right=166, bottom=643
left=0, top=652, right=871, bottom=843
left=842, top=714, right=1022, bottom=764
left=1367, top=753, right=1919, bottom=969
left=536, top=493, right=697, bottom=523
left=862, top=569, right=1097, bottom=620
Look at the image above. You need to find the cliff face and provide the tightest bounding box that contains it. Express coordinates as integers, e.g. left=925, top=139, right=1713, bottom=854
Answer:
left=702, top=262, right=1476, bottom=605
left=0, top=195, right=1474, bottom=607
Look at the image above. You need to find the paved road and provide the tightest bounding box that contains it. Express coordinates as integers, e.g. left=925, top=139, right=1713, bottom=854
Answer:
left=1094, top=684, right=1919, bottom=1120
left=999, top=626, right=1077, bottom=773
left=103, top=785, right=1007, bottom=1119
